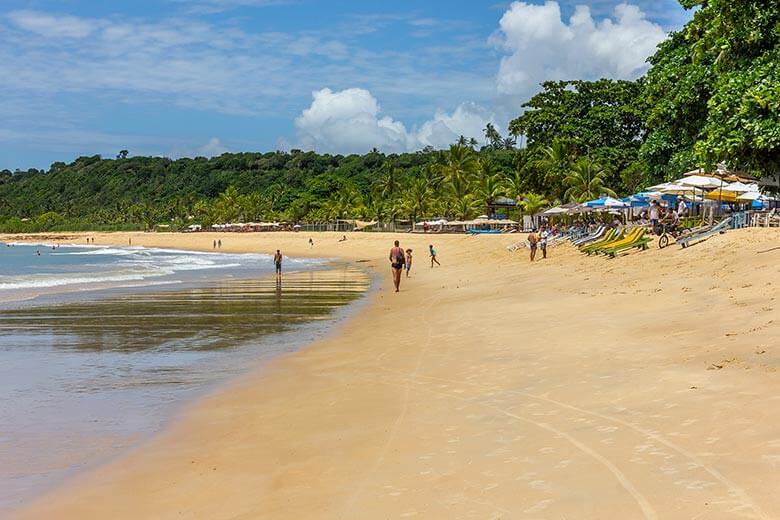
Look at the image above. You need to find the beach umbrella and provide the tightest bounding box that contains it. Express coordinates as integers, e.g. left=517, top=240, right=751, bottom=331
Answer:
left=676, top=175, right=723, bottom=189
left=603, top=197, right=629, bottom=208
left=736, top=191, right=762, bottom=201
left=722, top=181, right=758, bottom=193
left=658, top=183, right=697, bottom=195
left=621, top=196, right=649, bottom=208
left=584, top=196, right=628, bottom=209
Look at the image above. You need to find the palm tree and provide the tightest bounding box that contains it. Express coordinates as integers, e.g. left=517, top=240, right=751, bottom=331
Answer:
left=520, top=192, right=549, bottom=216
left=452, top=194, right=479, bottom=220
left=420, top=163, right=443, bottom=190
left=484, top=123, right=502, bottom=149
left=405, top=177, right=431, bottom=222
left=563, top=158, right=617, bottom=202
left=376, top=162, right=401, bottom=199
left=436, top=144, right=477, bottom=185
left=503, top=170, right=525, bottom=202
left=479, top=174, right=505, bottom=214
left=215, top=186, right=242, bottom=222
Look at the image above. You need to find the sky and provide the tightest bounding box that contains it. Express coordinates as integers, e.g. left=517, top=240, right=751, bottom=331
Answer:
left=0, top=0, right=692, bottom=170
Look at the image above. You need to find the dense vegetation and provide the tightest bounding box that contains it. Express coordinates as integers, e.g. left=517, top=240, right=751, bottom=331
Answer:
left=1, top=0, right=777, bottom=232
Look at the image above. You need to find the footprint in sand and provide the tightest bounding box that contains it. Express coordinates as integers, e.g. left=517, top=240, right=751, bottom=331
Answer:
left=524, top=499, right=554, bottom=514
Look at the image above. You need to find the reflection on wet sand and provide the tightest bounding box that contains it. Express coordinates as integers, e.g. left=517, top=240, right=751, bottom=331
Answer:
left=0, top=267, right=370, bottom=353
left=0, top=266, right=370, bottom=515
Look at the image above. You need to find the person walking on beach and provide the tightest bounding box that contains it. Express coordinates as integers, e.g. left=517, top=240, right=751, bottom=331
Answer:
left=274, top=249, right=283, bottom=279
left=405, top=249, right=413, bottom=277
left=213, top=240, right=217, bottom=249
left=528, top=229, right=538, bottom=261
left=539, top=225, right=549, bottom=259
left=429, top=244, right=440, bottom=267
left=389, top=240, right=406, bottom=292
left=308, top=238, right=314, bottom=248
left=217, top=239, right=222, bottom=249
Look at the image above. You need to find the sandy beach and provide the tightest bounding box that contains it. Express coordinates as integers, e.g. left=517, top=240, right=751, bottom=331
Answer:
left=7, top=229, right=780, bottom=519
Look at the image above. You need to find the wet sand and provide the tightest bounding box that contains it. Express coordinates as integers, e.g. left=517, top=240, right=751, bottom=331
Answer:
left=6, top=229, right=780, bottom=519
left=0, top=266, right=369, bottom=515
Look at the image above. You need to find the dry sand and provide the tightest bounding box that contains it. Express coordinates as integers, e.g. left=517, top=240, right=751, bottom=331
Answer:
left=7, top=229, right=780, bottom=519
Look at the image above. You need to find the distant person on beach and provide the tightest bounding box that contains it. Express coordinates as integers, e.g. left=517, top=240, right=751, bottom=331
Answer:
left=308, top=238, right=314, bottom=248
left=339, top=235, right=347, bottom=242
left=389, top=240, right=406, bottom=292
left=274, top=249, right=283, bottom=278
left=405, top=249, right=413, bottom=277
left=527, top=229, right=538, bottom=261
left=429, top=244, right=440, bottom=267
left=213, top=240, right=217, bottom=249
left=539, top=226, right=549, bottom=259
left=650, top=201, right=661, bottom=234
left=217, top=239, right=222, bottom=249
left=677, top=199, right=687, bottom=218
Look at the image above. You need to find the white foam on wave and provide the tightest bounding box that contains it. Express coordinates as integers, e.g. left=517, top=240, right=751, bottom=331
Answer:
left=1, top=244, right=326, bottom=295
left=0, top=272, right=148, bottom=290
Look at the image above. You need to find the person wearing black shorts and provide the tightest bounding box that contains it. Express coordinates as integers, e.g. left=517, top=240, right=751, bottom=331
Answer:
left=273, top=249, right=283, bottom=279
left=389, top=240, right=406, bottom=293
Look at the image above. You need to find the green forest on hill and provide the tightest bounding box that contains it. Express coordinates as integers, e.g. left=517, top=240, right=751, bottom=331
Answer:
left=1, top=0, right=778, bottom=232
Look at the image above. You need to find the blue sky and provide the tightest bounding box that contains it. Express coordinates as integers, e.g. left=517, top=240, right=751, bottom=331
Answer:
left=0, top=0, right=691, bottom=169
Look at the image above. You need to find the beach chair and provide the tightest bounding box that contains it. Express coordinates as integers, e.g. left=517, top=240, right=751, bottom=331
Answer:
left=676, top=217, right=732, bottom=248
left=579, top=229, right=622, bottom=254
left=506, top=239, right=529, bottom=252
left=572, top=226, right=605, bottom=246
left=589, top=227, right=642, bottom=255
left=602, top=229, right=652, bottom=257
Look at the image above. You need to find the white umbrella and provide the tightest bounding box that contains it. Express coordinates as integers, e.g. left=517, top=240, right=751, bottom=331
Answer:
left=676, top=175, right=723, bottom=189
left=647, top=182, right=675, bottom=191
left=659, top=183, right=697, bottom=195
left=722, top=181, right=758, bottom=193
left=603, top=197, right=629, bottom=208
left=736, top=191, right=762, bottom=201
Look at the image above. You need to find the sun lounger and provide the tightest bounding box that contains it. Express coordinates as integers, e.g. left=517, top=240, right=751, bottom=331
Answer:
left=602, top=229, right=652, bottom=257
left=506, top=239, right=529, bottom=252
left=676, top=217, right=732, bottom=248
left=587, top=228, right=643, bottom=255
left=579, top=229, right=623, bottom=254
left=576, top=227, right=612, bottom=249
left=572, top=226, right=606, bottom=246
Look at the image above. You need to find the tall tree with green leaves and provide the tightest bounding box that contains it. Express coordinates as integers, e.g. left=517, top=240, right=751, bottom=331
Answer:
left=509, top=79, right=646, bottom=191
left=563, top=158, right=617, bottom=202
left=520, top=193, right=549, bottom=217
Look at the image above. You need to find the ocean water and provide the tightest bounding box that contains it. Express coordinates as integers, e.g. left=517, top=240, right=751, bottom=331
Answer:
left=0, top=243, right=318, bottom=306
left=0, top=244, right=370, bottom=514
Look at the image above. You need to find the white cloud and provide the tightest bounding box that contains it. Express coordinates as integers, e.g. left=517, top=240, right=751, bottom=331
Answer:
left=494, top=1, right=667, bottom=98
left=198, top=137, right=229, bottom=157
left=295, top=88, right=412, bottom=154
left=294, top=88, right=493, bottom=154
left=416, top=103, right=496, bottom=149
left=7, top=10, right=96, bottom=39
left=168, top=0, right=294, bottom=14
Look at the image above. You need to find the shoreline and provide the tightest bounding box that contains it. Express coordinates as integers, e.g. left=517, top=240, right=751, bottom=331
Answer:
left=6, top=230, right=780, bottom=519
left=0, top=249, right=372, bottom=516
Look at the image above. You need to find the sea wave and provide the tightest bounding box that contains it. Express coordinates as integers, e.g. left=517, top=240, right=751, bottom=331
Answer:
left=0, top=272, right=149, bottom=290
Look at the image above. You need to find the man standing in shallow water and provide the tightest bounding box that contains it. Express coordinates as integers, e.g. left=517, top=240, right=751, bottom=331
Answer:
left=273, top=249, right=283, bottom=279
left=389, top=240, right=406, bottom=292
